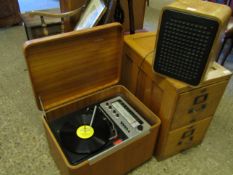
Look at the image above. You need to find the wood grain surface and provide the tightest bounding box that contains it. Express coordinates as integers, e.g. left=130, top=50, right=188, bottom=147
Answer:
left=24, top=23, right=161, bottom=175
left=122, top=31, right=232, bottom=160
left=24, top=23, right=123, bottom=111
left=43, top=85, right=160, bottom=175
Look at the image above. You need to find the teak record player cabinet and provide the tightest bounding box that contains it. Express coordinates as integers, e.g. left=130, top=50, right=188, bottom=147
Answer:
left=122, top=32, right=232, bottom=160
left=23, top=23, right=161, bottom=175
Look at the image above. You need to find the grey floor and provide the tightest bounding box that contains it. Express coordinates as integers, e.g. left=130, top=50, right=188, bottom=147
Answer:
left=0, top=7, right=233, bottom=175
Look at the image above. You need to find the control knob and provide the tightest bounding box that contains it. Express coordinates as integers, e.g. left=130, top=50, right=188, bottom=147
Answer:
left=137, top=125, right=143, bottom=131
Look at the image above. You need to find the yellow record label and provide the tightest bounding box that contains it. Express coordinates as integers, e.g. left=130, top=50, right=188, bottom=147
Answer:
left=76, top=125, right=94, bottom=139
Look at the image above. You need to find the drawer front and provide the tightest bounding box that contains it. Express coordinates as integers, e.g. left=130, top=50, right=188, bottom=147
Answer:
left=171, top=81, right=227, bottom=130
left=161, top=117, right=211, bottom=159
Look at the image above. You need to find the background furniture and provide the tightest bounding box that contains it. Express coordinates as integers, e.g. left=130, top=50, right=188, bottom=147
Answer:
left=208, top=0, right=233, bottom=65
left=59, top=0, right=146, bottom=32
left=21, top=0, right=117, bottom=40
left=217, top=25, right=233, bottom=65
left=0, top=0, right=21, bottom=27
left=59, top=0, right=86, bottom=31
left=122, top=32, right=232, bottom=160
left=21, top=8, right=62, bottom=40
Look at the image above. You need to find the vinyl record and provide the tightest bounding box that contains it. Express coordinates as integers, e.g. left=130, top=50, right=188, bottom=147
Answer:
left=60, top=108, right=111, bottom=154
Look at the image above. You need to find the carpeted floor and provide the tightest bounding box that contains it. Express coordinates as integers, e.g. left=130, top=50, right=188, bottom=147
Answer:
left=0, top=7, right=233, bottom=175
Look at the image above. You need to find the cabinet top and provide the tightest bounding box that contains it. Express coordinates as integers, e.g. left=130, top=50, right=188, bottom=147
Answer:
left=124, top=32, right=232, bottom=93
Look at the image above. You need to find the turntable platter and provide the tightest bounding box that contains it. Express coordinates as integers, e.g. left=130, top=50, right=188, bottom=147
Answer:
left=60, top=110, right=111, bottom=154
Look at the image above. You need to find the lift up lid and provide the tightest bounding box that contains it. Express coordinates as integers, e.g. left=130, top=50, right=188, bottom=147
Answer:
left=24, top=23, right=123, bottom=111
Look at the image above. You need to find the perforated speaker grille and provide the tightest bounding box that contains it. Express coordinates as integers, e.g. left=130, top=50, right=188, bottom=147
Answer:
left=153, top=9, right=219, bottom=85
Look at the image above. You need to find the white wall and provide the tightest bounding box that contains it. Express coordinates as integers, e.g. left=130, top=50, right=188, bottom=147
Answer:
left=150, top=0, right=175, bottom=10
left=18, top=0, right=59, bottom=12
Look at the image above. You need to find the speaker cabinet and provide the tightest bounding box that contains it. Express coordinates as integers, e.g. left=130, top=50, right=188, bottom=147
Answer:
left=153, top=0, right=231, bottom=86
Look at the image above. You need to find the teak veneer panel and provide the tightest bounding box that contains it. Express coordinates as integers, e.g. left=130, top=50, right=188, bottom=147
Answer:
left=24, top=23, right=123, bottom=111
left=43, top=85, right=160, bottom=175
left=171, top=80, right=228, bottom=130
left=123, top=32, right=232, bottom=160
left=159, top=117, right=212, bottom=160
left=124, top=32, right=232, bottom=93
left=24, top=24, right=161, bottom=175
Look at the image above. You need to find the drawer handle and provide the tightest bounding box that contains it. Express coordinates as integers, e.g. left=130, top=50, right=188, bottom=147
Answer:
left=177, top=130, right=195, bottom=146
left=188, top=104, right=206, bottom=114
left=181, top=128, right=195, bottom=139
left=193, top=93, right=208, bottom=105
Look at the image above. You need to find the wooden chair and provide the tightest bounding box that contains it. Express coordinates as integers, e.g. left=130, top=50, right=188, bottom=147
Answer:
left=22, top=0, right=117, bottom=40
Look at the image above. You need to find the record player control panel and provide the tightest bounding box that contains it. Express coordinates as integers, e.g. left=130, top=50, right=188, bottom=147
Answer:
left=100, top=96, right=151, bottom=138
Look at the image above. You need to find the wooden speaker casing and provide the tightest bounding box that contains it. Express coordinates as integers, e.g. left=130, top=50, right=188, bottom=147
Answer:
left=153, top=0, right=231, bottom=86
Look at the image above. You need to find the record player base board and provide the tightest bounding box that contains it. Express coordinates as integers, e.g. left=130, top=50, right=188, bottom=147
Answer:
left=42, top=85, right=160, bottom=175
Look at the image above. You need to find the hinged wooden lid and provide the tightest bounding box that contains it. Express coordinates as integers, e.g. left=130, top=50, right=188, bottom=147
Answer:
left=24, top=23, right=123, bottom=111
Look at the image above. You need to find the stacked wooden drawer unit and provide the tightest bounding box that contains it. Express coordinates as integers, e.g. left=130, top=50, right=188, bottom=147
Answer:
left=122, top=32, right=232, bottom=160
